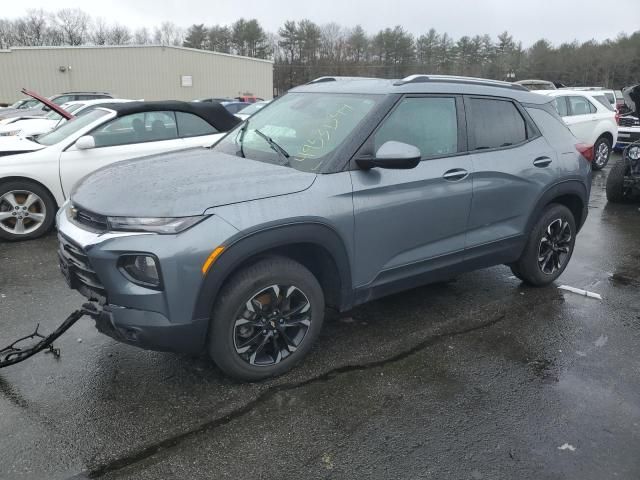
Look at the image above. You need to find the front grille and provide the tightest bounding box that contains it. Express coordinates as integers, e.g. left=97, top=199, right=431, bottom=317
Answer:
left=58, top=233, right=107, bottom=304
left=619, top=116, right=639, bottom=128
left=73, top=207, right=108, bottom=233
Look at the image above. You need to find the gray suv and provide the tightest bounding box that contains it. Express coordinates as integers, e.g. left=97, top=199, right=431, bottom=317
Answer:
left=57, top=75, right=592, bottom=381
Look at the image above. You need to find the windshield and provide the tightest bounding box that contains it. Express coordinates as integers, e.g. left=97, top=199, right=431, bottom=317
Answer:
left=36, top=109, right=109, bottom=146
left=214, top=92, right=380, bottom=172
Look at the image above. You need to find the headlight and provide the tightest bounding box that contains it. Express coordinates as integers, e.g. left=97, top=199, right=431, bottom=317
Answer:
left=628, top=145, right=640, bottom=161
left=107, top=215, right=208, bottom=234
left=0, top=130, right=20, bottom=136
left=119, top=255, right=161, bottom=288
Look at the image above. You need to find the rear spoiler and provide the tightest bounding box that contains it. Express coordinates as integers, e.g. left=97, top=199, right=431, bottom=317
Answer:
left=20, top=88, right=73, bottom=120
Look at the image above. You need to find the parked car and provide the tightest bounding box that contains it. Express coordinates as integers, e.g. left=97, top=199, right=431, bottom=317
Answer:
left=57, top=75, right=592, bottom=381
left=0, top=98, right=133, bottom=139
left=0, top=101, right=240, bottom=240
left=616, top=84, right=640, bottom=150
left=559, top=87, right=617, bottom=107
left=194, top=97, right=234, bottom=103
left=235, top=100, right=270, bottom=120
left=606, top=139, right=640, bottom=202
left=536, top=89, right=617, bottom=170
left=2, top=98, right=40, bottom=111
left=0, top=91, right=113, bottom=121
left=221, top=101, right=251, bottom=114
left=515, top=79, right=557, bottom=91
left=235, top=95, right=264, bottom=103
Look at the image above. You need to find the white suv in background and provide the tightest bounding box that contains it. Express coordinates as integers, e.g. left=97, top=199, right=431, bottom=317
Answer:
left=537, top=90, right=618, bottom=170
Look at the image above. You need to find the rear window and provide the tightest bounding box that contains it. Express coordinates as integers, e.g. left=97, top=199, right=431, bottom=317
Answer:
left=467, top=98, right=528, bottom=150
left=176, top=112, right=217, bottom=137
left=593, top=95, right=615, bottom=112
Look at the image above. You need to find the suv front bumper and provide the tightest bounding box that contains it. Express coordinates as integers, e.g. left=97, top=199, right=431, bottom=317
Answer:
left=56, top=204, right=238, bottom=354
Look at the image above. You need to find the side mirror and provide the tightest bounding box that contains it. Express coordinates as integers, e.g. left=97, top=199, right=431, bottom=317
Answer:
left=75, top=135, right=96, bottom=150
left=356, top=141, right=421, bottom=170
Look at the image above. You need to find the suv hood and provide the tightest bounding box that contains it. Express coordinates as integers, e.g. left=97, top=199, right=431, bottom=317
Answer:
left=72, top=148, right=317, bottom=217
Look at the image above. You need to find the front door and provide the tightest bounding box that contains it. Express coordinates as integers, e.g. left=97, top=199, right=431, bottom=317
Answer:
left=350, top=95, right=473, bottom=289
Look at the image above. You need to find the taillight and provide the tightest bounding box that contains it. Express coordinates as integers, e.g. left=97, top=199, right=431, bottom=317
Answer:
left=575, top=143, right=594, bottom=162
left=615, top=111, right=620, bottom=125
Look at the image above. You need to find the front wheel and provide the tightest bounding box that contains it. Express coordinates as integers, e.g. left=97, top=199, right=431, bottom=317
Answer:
left=208, top=256, right=325, bottom=381
left=511, top=204, right=576, bottom=286
left=0, top=181, right=56, bottom=241
left=606, top=161, right=629, bottom=203
left=592, top=136, right=611, bottom=171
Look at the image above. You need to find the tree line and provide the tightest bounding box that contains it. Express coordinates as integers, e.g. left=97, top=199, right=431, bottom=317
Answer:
left=1, top=8, right=638, bottom=95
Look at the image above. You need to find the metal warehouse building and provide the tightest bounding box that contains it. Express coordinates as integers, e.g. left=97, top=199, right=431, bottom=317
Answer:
left=0, top=45, right=273, bottom=104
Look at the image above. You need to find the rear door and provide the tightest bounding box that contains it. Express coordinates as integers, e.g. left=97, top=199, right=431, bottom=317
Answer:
left=350, top=95, right=473, bottom=288
left=59, top=111, right=184, bottom=196
left=563, top=95, right=599, bottom=143
left=465, top=96, right=558, bottom=251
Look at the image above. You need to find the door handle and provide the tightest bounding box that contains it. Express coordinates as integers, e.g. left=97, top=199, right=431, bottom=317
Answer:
left=533, top=156, right=552, bottom=168
left=442, top=168, right=469, bottom=181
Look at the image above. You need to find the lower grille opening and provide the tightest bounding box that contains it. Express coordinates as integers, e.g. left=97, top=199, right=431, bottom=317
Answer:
left=58, top=233, right=107, bottom=304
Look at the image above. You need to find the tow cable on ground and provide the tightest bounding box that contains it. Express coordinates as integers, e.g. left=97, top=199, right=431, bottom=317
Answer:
left=0, top=303, right=99, bottom=368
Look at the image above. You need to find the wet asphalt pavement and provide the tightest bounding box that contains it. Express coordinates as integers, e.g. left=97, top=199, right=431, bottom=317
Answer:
left=1, top=153, right=639, bottom=479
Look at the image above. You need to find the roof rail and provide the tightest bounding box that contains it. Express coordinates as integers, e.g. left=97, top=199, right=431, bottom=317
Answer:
left=306, top=76, right=378, bottom=85
left=394, top=74, right=528, bottom=91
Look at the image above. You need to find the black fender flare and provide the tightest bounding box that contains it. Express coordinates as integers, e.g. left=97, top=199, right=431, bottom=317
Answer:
left=192, top=219, right=354, bottom=320
left=524, top=179, right=589, bottom=235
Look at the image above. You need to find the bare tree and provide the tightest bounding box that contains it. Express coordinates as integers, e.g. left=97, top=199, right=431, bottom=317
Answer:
left=53, top=8, right=90, bottom=45
left=153, top=21, right=183, bottom=46
left=133, top=27, right=151, bottom=45
left=109, top=23, right=131, bottom=45
left=91, top=17, right=109, bottom=45
left=0, top=19, right=15, bottom=49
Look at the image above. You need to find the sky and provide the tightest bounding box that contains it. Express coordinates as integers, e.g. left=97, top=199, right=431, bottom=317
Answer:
left=3, top=0, right=638, bottom=47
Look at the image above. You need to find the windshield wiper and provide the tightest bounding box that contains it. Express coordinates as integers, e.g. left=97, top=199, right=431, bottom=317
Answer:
left=254, top=128, right=290, bottom=166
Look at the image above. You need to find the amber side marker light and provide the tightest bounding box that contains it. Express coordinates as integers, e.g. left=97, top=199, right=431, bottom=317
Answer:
left=202, top=246, right=225, bottom=275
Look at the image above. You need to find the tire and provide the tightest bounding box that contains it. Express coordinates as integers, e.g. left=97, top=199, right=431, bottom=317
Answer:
left=208, top=256, right=325, bottom=382
left=511, top=204, right=576, bottom=286
left=606, top=161, right=628, bottom=203
left=592, top=136, right=611, bottom=171
left=0, top=180, right=56, bottom=241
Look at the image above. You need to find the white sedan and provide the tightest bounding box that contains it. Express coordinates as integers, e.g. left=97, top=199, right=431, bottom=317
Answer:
left=0, top=101, right=240, bottom=240
left=0, top=99, right=133, bottom=140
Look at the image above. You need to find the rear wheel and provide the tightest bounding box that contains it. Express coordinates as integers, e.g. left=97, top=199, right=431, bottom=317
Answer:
left=592, top=136, right=611, bottom=171
left=208, top=256, right=325, bottom=381
left=0, top=181, right=56, bottom=241
left=606, top=161, right=629, bottom=203
left=511, top=204, right=576, bottom=286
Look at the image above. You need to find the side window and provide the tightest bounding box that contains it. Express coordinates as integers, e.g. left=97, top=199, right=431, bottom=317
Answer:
left=176, top=112, right=217, bottom=137
left=374, top=97, right=458, bottom=158
left=468, top=98, right=528, bottom=150
left=553, top=96, right=569, bottom=117
left=568, top=96, right=594, bottom=116
left=90, top=111, right=178, bottom=147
